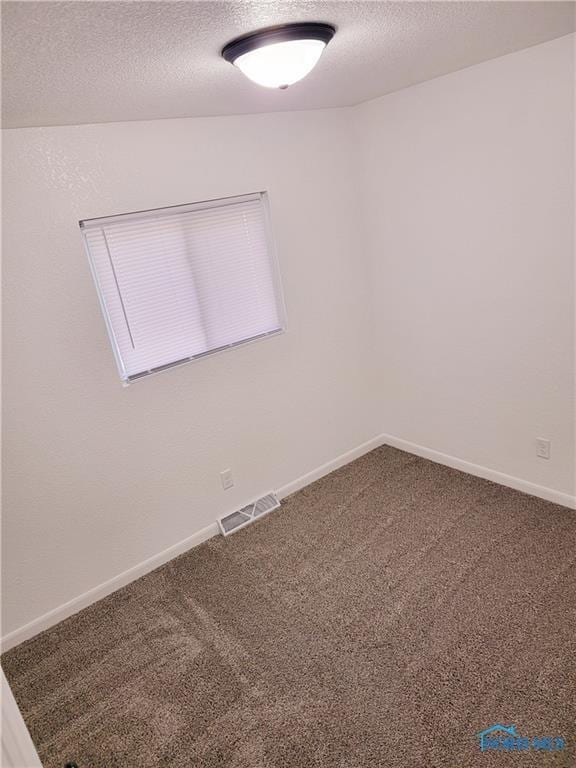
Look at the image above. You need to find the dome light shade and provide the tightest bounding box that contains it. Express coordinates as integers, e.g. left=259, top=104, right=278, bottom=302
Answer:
left=234, top=39, right=326, bottom=89
left=222, top=23, right=335, bottom=89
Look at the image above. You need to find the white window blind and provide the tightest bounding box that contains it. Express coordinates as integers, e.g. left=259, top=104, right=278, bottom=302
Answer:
left=80, top=192, right=285, bottom=383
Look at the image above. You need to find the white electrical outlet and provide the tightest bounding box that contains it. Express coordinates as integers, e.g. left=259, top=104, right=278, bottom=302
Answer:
left=220, top=469, right=234, bottom=490
left=536, top=438, right=551, bottom=460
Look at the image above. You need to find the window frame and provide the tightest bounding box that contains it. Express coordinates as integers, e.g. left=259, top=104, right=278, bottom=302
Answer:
left=80, top=191, right=287, bottom=385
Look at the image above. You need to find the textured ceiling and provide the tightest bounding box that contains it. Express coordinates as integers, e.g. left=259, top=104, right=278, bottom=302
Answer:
left=2, top=1, right=575, bottom=128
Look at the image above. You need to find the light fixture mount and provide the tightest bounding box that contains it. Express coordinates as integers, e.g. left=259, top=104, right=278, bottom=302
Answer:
left=222, top=23, right=336, bottom=63
left=222, top=22, right=336, bottom=90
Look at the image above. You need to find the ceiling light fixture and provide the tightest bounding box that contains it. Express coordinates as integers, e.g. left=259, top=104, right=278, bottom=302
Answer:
left=222, top=22, right=336, bottom=90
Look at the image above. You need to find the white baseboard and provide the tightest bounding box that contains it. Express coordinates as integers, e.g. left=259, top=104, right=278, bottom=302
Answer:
left=1, top=434, right=384, bottom=653
left=381, top=433, right=576, bottom=510
left=1, top=522, right=219, bottom=653
left=276, top=434, right=386, bottom=499
left=4, top=432, right=571, bottom=652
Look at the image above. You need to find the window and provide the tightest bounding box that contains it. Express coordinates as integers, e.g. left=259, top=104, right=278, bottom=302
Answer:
left=80, top=192, right=286, bottom=384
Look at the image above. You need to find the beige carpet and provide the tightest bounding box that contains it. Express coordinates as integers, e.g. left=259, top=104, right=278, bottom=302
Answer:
left=3, top=446, right=575, bottom=768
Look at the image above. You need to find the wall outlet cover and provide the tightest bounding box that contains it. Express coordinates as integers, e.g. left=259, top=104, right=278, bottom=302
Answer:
left=536, top=438, right=551, bottom=460
left=220, top=469, right=234, bottom=490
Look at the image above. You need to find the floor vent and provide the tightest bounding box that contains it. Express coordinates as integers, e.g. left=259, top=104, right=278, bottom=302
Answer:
left=218, top=492, right=280, bottom=536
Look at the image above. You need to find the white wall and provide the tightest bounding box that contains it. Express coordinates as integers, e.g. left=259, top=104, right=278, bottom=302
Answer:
left=2, top=35, right=574, bottom=640
left=1, top=671, right=42, bottom=767
left=1, top=109, right=377, bottom=636
left=357, top=34, right=575, bottom=496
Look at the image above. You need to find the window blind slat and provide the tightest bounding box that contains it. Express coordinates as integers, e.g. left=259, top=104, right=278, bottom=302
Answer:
left=81, top=192, right=285, bottom=382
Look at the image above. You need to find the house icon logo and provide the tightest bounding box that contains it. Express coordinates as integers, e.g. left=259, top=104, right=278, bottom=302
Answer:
left=477, top=725, right=518, bottom=752
left=477, top=724, right=565, bottom=753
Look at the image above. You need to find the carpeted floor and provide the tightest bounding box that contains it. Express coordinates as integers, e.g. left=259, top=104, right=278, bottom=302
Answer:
left=3, top=446, right=575, bottom=768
